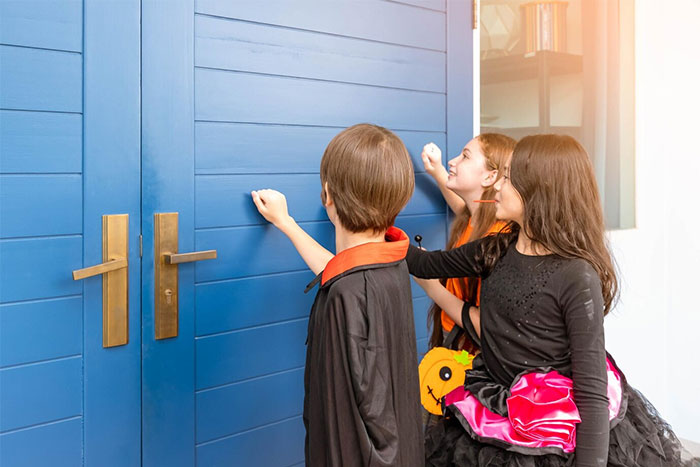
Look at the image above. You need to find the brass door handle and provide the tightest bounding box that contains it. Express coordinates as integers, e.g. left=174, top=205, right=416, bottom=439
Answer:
left=163, top=250, right=217, bottom=265
left=73, top=258, right=128, bottom=280
left=154, top=212, right=217, bottom=340
left=72, top=214, right=129, bottom=348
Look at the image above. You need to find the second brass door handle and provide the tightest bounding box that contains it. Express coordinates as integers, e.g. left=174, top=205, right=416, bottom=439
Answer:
left=154, top=212, right=217, bottom=340
left=164, top=250, right=217, bottom=265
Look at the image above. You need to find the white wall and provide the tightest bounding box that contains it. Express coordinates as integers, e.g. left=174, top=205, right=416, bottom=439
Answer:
left=605, top=0, right=700, bottom=443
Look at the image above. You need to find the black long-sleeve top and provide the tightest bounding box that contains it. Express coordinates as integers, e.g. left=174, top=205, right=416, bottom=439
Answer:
left=407, top=237, right=610, bottom=467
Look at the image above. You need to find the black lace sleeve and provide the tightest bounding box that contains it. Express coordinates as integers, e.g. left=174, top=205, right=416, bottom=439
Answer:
left=405, top=240, right=484, bottom=280
left=559, top=260, right=609, bottom=467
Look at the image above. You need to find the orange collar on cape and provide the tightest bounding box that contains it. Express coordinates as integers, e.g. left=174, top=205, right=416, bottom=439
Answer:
left=321, top=227, right=409, bottom=286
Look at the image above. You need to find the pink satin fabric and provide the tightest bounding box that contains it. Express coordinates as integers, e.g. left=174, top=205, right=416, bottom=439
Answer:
left=444, top=358, right=623, bottom=453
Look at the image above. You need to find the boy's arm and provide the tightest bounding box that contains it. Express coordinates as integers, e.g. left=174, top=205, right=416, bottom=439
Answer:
left=251, top=189, right=333, bottom=275
left=422, top=143, right=466, bottom=215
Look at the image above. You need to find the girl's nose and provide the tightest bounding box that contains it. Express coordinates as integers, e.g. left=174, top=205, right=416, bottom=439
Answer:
left=494, top=177, right=503, bottom=191
left=448, top=156, right=459, bottom=168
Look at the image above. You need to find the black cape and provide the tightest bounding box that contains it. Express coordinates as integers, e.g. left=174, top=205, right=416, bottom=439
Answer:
left=303, top=228, right=423, bottom=466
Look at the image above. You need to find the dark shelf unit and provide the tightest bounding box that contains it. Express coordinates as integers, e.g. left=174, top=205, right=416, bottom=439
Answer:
left=481, top=51, right=583, bottom=133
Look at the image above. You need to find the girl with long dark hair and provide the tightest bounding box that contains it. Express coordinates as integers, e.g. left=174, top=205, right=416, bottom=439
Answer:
left=410, top=134, right=693, bottom=466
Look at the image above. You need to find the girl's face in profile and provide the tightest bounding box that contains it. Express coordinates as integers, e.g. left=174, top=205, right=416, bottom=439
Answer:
left=445, top=138, right=496, bottom=196
left=493, top=155, right=524, bottom=225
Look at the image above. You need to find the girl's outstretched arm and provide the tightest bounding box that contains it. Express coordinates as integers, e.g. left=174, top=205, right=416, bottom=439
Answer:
left=251, top=189, right=333, bottom=275
left=422, top=143, right=466, bottom=215
left=413, top=278, right=481, bottom=341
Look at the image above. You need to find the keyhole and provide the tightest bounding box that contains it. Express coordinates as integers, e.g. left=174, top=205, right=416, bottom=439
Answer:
left=164, top=289, right=173, bottom=305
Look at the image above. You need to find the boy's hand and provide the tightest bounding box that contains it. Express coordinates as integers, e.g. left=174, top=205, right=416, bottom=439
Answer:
left=421, top=142, right=445, bottom=178
left=251, top=189, right=293, bottom=228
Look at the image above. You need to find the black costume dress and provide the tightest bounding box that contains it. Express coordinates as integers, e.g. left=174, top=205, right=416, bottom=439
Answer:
left=303, top=227, right=423, bottom=466
left=407, top=236, right=694, bottom=467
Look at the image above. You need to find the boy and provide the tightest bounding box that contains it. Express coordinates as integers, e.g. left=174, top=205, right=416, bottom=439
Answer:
left=251, top=124, right=423, bottom=466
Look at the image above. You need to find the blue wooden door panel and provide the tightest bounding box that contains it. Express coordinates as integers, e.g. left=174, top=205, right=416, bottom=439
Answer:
left=143, top=1, right=471, bottom=465
left=0, top=45, right=82, bottom=112
left=0, top=356, right=82, bottom=432
left=0, top=110, right=82, bottom=173
left=0, top=237, right=83, bottom=302
left=196, top=319, right=308, bottom=390
left=194, top=123, right=445, bottom=175
left=0, top=174, right=82, bottom=237
left=0, top=296, right=82, bottom=367
left=0, top=1, right=141, bottom=465
left=0, top=0, right=82, bottom=52
left=195, top=173, right=443, bottom=228
left=195, top=270, right=316, bottom=336
left=0, top=8, right=86, bottom=461
left=0, top=418, right=82, bottom=467
left=194, top=222, right=335, bottom=282
left=142, top=1, right=196, bottom=465
left=195, top=0, right=446, bottom=51
left=196, top=69, right=446, bottom=131
left=195, top=14, right=446, bottom=93
left=195, top=416, right=305, bottom=467
left=394, top=0, right=446, bottom=11
left=82, top=1, right=142, bottom=465
left=196, top=367, right=304, bottom=444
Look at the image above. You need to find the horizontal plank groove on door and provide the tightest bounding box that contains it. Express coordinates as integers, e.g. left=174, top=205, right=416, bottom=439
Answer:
left=195, top=415, right=304, bottom=467
left=195, top=0, right=446, bottom=51
left=196, top=367, right=304, bottom=443
left=0, top=417, right=82, bottom=467
left=194, top=222, right=335, bottom=282
left=195, top=173, right=443, bottom=229
left=0, top=296, right=82, bottom=368
left=196, top=270, right=316, bottom=336
left=194, top=68, right=446, bottom=132
left=0, top=45, right=82, bottom=113
left=194, top=121, right=445, bottom=175
left=196, top=319, right=308, bottom=390
left=0, top=356, right=82, bottom=432
left=0, top=1, right=82, bottom=52
left=0, top=174, right=82, bottom=238
left=388, top=0, right=447, bottom=12
left=0, top=110, right=82, bottom=173
left=194, top=14, right=445, bottom=93
left=0, top=236, right=82, bottom=303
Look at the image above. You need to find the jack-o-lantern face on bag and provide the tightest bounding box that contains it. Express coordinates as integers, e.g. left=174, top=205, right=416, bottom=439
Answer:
left=418, top=347, right=475, bottom=415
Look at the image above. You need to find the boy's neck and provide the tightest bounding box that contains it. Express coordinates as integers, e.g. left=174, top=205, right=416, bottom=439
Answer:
left=335, top=225, right=386, bottom=254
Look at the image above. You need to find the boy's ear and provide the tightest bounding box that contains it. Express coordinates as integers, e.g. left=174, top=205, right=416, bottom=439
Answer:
left=322, top=182, right=334, bottom=207
left=482, top=169, right=499, bottom=187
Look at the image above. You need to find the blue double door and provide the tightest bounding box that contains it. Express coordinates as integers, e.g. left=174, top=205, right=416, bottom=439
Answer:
left=1, top=1, right=471, bottom=466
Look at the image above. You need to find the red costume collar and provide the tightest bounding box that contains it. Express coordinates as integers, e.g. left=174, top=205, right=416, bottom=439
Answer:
left=321, top=227, right=409, bottom=286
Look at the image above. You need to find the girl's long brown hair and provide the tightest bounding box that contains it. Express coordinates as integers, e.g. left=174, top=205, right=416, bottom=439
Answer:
left=427, top=133, right=516, bottom=349
left=476, top=134, right=619, bottom=316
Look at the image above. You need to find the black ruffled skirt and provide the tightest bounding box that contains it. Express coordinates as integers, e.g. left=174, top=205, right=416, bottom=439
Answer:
left=425, top=381, right=698, bottom=466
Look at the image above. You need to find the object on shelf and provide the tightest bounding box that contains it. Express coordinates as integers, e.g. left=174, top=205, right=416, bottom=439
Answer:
left=521, top=1, right=568, bottom=54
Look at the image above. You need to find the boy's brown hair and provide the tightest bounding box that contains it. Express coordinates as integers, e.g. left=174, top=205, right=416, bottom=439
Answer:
left=320, top=123, right=414, bottom=234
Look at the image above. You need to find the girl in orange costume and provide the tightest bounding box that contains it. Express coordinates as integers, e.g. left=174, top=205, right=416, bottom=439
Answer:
left=421, top=133, right=515, bottom=351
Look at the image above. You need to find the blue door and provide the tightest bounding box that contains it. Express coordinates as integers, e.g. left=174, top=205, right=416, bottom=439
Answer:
left=3, top=1, right=472, bottom=465
left=1, top=1, right=141, bottom=466
left=141, top=1, right=473, bottom=466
